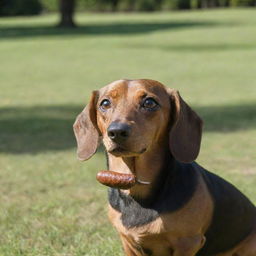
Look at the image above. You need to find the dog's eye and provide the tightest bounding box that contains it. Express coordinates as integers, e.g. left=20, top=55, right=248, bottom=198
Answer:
left=142, top=98, right=158, bottom=110
left=100, top=99, right=111, bottom=111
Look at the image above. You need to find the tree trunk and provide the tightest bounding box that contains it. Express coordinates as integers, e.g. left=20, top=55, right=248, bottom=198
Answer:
left=110, top=0, right=119, bottom=12
left=58, top=0, right=76, bottom=28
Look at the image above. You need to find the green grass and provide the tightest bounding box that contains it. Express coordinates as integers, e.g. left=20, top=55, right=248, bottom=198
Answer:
left=0, top=9, right=256, bottom=255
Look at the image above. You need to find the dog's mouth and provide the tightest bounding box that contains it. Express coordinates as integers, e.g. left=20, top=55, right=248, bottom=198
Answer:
left=102, top=145, right=149, bottom=189
left=108, top=145, right=146, bottom=157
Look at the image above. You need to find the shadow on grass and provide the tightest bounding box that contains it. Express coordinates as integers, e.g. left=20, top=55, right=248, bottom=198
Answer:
left=0, top=103, right=255, bottom=154
left=0, top=21, right=218, bottom=39
left=124, top=43, right=256, bottom=52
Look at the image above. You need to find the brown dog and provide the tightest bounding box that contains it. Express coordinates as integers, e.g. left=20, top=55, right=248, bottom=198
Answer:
left=73, top=79, right=256, bottom=256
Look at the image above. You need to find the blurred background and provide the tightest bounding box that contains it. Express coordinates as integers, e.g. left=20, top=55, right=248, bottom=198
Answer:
left=0, top=1, right=255, bottom=255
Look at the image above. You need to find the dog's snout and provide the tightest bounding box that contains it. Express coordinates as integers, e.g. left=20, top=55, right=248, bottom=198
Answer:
left=107, top=122, right=131, bottom=143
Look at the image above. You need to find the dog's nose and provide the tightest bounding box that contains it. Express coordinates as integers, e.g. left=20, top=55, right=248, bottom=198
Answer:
left=107, top=122, right=131, bottom=143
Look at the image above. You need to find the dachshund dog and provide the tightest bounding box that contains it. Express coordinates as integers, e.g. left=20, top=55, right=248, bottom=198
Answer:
left=73, top=79, right=256, bottom=256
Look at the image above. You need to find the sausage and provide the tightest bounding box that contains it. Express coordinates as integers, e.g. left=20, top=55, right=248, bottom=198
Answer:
left=96, top=170, right=136, bottom=189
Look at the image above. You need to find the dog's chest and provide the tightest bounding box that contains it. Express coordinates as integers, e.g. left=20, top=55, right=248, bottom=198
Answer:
left=107, top=165, right=198, bottom=229
left=108, top=205, right=172, bottom=256
left=108, top=188, right=160, bottom=228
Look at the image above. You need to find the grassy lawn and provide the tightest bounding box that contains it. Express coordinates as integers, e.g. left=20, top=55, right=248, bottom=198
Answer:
left=0, top=8, right=255, bottom=255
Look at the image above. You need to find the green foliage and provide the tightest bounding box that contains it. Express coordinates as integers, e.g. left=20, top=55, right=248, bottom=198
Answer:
left=41, top=0, right=58, bottom=12
left=1, top=0, right=256, bottom=15
left=162, top=0, right=190, bottom=10
left=0, top=0, right=42, bottom=16
left=230, top=0, right=255, bottom=6
left=41, top=0, right=119, bottom=12
left=118, top=0, right=136, bottom=11
left=134, top=0, right=158, bottom=11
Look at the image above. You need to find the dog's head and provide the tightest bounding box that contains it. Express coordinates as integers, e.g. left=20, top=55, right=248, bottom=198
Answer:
left=73, top=79, right=203, bottom=163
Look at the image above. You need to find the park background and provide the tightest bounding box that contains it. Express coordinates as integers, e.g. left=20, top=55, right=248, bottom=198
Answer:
left=0, top=1, right=256, bottom=255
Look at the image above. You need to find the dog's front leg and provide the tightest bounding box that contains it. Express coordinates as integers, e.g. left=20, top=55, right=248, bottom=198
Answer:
left=120, top=234, right=146, bottom=256
left=172, top=235, right=206, bottom=256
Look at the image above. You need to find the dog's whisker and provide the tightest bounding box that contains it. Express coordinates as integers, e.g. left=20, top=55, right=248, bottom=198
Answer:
left=136, top=179, right=151, bottom=185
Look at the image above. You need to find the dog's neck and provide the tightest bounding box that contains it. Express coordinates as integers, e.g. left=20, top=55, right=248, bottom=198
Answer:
left=107, top=140, right=169, bottom=200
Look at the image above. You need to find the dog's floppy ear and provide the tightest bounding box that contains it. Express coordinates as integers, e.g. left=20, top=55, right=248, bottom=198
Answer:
left=167, top=89, right=203, bottom=163
left=73, top=91, right=100, bottom=161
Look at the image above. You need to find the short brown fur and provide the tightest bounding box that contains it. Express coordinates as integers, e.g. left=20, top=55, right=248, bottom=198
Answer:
left=73, top=79, right=256, bottom=256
